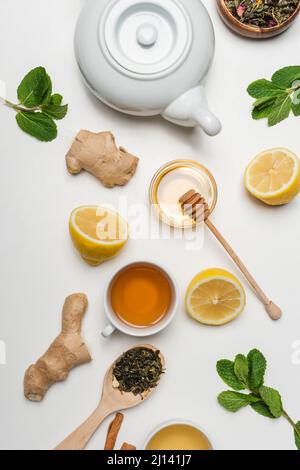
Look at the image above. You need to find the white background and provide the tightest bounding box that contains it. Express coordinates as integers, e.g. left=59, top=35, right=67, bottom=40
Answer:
left=1, top=0, right=300, bottom=451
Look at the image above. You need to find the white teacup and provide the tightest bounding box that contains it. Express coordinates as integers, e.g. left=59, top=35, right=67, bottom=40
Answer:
left=101, top=261, right=179, bottom=338
left=143, top=419, right=213, bottom=450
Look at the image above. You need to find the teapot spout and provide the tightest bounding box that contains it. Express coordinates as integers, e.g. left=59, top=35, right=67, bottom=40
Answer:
left=162, top=86, right=222, bottom=136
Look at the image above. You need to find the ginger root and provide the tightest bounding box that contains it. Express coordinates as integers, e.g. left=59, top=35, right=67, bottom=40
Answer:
left=24, top=293, right=91, bottom=402
left=66, top=130, right=139, bottom=188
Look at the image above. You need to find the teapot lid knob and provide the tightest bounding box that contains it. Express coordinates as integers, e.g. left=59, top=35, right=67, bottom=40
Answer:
left=136, top=23, right=158, bottom=47
left=100, top=0, right=192, bottom=78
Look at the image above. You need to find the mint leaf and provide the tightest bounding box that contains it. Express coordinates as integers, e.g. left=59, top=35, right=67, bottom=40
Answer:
left=268, top=95, right=291, bottom=127
left=251, top=401, right=275, bottom=419
left=292, top=98, right=300, bottom=116
left=252, top=95, right=285, bottom=120
left=42, top=103, right=68, bottom=120
left=217, top=349, right=299, bottom=449
left=247, top=66, right=300, bottom=126
left=42, top=73, right=52, bottom=105
left=294, top=422, right=300, bottom=450
left=4, top=66, right=67, bottom=142
left=217, top=360, right=245, bottom=391
left=272, top=66, right=300, bottom=88
left=50, top=93, right=63, bottom=105
left=17, top=67, right=50, bottom=108
left=292, top=103, right=300, bottom=116
left=234, top=354, right=249, bottom=385
left=218, top=391, right=259, bottom=413
left=247, top=79, right=285, bottom=99
left=16, top=112, right=57, bottom=142
left=247, top=349, right=266, bottom=391
left=259, top=386, right=283, bottom=418
left=291, top=85, right=300, bottom=116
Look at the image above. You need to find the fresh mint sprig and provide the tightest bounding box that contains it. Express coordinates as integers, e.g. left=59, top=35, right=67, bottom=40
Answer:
left=217, top=349, right=300, bottom=450
left=1, top=67, right=68, bottom=141
left=247, top=66, right=300, bottom=127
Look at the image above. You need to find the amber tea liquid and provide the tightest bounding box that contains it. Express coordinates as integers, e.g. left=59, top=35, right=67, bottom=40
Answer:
left=110, top=263, right=173, bottom=328
left=146, top=424, right=212, bottom=451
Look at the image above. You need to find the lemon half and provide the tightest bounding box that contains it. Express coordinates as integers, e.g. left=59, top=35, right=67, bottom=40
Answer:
left=69, top=206, right=128, bottom=266
left=245, top=148, right=300, bottom=206
left=185, top=268, right=246, bottom=326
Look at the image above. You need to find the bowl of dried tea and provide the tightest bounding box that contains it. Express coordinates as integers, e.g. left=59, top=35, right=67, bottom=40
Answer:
left=217, top=0, right=300, bottom=38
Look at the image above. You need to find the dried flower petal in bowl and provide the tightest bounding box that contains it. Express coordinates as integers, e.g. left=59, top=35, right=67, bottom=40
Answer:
left=217, top=0, right=300, bottom=38
left=226, top=0, right=299, bottom=28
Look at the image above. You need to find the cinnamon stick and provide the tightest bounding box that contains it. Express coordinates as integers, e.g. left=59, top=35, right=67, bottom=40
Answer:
left=104, top=413, right=124, bottom=450
left=120, top=442, right=137, bottom=450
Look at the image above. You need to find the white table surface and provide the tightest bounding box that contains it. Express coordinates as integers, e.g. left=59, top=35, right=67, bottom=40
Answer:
left=1, top=0, right=300, bottom=451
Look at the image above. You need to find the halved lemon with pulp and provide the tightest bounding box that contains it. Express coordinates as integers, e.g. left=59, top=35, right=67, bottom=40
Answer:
left=185, top=268, right=246, bottom=326
left=69, top=206, right=129, bottom=266
left=245, top=148, right=300, bottom=206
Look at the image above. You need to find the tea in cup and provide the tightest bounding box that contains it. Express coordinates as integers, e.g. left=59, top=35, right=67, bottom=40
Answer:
left=144, top=420, right=213, bottom=450
left=102, top=261, right=178, bottom=337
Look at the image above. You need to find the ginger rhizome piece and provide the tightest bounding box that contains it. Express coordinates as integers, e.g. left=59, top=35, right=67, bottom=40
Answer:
left=24, top=293, right=91, bottom=402
left=66, top=131, right=139, bottom=188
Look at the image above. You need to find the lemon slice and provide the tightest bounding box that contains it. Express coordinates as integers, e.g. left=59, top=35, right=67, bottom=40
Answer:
left=185, top=268, right=246, bottom=326
left=245, top=148, right=300, bottom=206
left=69, top=206, right=129, bottom=266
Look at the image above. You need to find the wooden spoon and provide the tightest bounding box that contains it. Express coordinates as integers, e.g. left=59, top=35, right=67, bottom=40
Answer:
left=55, top=344, right=165, bottom=450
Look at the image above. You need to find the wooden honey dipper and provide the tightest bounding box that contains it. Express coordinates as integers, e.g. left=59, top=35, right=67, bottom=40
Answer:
left=179, top=189, right=282, bottom=321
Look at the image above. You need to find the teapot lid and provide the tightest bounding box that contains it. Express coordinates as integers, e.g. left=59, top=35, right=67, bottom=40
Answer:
left=100, top=0, right=192, bottom=78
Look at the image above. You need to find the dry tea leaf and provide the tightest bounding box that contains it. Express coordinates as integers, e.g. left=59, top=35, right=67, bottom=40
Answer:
left=225, top=0, right=300, bottom=28
left=113, top=347, right=163, bottom=396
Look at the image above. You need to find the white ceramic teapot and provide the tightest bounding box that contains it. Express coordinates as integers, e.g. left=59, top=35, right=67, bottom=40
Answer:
left=75, top=0, right=222, bottom=136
